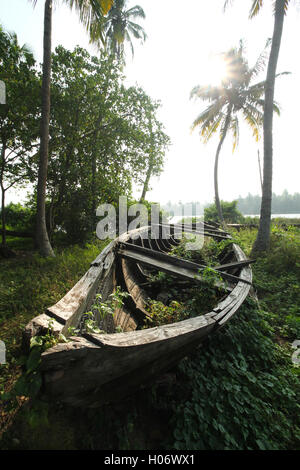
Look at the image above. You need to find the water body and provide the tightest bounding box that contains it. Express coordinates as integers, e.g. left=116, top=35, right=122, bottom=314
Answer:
left=244, top=214, right=300, bottom=219
left=168, top=214, right=300, bottom=224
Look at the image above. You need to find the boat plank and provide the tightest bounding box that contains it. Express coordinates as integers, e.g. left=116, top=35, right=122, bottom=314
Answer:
left=119, top=242, right=251, bottom=285
left=119, top=248, right=230, bottom=289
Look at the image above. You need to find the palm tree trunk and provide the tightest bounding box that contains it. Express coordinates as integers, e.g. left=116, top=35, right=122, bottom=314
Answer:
left=0, top=142, right=6, bottom=246
left=257, top=149, right=263, bottom=193
left=214, top=107, right=232, bottom=227
left=35, top=0, right=54, bottom=257
left=252, top=0, right=285, bottom=254
left=1, top=185, right=6, bottom=247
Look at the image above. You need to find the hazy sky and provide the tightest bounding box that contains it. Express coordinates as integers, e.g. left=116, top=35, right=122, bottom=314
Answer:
left=1, top=0, right=300, bottom=205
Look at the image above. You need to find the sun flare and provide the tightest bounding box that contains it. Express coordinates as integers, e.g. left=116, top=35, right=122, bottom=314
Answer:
left=201, top=55, right=228, bottom=87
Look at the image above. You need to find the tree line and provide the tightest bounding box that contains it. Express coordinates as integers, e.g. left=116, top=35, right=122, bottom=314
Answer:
left=162, top=190, right=300, bottom=219
left=237, top=190, right=300, bottom=215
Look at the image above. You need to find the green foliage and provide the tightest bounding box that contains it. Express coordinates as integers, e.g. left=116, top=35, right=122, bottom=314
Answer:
left=0, top=26, right=39, bottom=245
left=81, top=287, right=130, bottom=334
left=1, top=320, right=65, bottom=403
left=0, top=241, right=107, bottom=326
left=93, top=0, right=147, bottom=61
left=1, top=231, right=299, bottom=450
left=0, top=203, right=35, bottom=233
left=45, top=45, right=169, bottom=243
left=169, top=299, right=299, bottom=450
left=144, top=300, right=189, bottom=327
left=204, top=200, right=244, bottom=224
left=143, top=239, right=229, bottom=327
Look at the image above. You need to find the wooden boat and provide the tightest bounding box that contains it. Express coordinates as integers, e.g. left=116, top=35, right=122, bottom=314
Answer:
left=23, top=222, right=253, bottom=408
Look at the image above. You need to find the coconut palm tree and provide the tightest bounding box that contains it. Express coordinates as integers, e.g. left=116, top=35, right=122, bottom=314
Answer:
left=30, top=0, right=113, bottom=257
left=191, top=41, right=281, bottom=227
left=224, top=0, right=289, bottom=252
left=91, top=0, right=146, bottom=61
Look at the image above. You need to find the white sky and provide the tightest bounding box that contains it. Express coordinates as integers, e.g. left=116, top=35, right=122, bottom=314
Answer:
left=1, top=0, right=300, bottom=205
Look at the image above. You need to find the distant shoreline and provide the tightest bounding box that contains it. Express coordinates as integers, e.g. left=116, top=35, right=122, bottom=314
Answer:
left=244, top=213, right=300, bottom=219
left=168, top=213, right=300, bottom=224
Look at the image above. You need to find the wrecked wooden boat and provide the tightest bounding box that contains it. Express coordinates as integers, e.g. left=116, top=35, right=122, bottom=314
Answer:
left=23, top=222, right=253, bottom=408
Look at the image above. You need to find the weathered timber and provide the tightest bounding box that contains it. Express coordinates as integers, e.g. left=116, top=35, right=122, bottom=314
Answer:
left=41, top=315, right=215, bottom=407
left=118, top=242, right=252, bottom=286
left=214, top=259, right=256, bottom=271
left=23, top=224, right=252, bottom=407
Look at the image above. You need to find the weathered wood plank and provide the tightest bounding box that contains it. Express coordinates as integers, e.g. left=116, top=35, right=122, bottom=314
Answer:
left=121, top=258, right=151, bottom=319
left=118, top=242, right=251, bottom=285
left=118, top=248, right=232, bottom=292
left=22, top=314, right=63, bottom=352
left=214, top=259, right=256, bottom=271
left=157, top=223, right=230, bottom=240
left=212, top=244, right=252, bottom=323
left=40, top=317, right=216, bottom=407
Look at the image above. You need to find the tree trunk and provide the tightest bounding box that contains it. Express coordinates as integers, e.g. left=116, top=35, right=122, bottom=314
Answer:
left=0, top=142, right=6, bottom=246
left=252, top=0, right=285, bottom=254
left=257, top=149, right=263, bottom=193
left=35, top=0, right=54, bottom=257
left=214, top=107, right=232, bottom=228
left=140, top=166, right=152, bottom=202
left=1, top=185, right=6, bottom=247
left=140, top=116, right=154, bottom=203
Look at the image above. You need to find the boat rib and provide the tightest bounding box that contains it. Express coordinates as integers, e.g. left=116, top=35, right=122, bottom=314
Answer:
left=22, top=224, right=253, bottom=407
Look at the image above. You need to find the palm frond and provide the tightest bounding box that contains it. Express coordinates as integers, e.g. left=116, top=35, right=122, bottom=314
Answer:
left=272, top=100, right=281, bottom=115
left=125, top=30, right=134, bottom=58
left=230, top=116, right=239, bottom=153
left=191, top=98, right=227, bottom=131
left=249, top=38, right=271, bottom=82
left=249, top=0, right=263, bottom=18
left=127, top=21, right=147, bottom=41
left=273, top=0, right=291, bottom=16
left=242, top=107, right=261, bottom=141
left=190, top=84, right=223, bottom=102
left=125, top=5, right=146, bottom=19
left=223, top=0, right=234, bottom=12
left=202, top=114, right=223, bottom=143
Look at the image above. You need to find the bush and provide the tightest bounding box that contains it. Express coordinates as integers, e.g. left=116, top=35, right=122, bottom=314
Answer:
left=204, top=200, right=245, bottom=224
left=0, top=203, right=35, bottom=232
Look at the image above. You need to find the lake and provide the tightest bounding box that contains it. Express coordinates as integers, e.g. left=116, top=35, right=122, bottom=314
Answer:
left=168, top=214, right=300, bottom=224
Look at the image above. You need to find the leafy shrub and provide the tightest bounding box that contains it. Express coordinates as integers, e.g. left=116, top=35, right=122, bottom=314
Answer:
left=204, top=200, right=245, bottom=224
left=144, top=300, right=190, bottom=327
left=166, top=299, right=300, bottom=450
left=0, top=203, right=35, bottom=232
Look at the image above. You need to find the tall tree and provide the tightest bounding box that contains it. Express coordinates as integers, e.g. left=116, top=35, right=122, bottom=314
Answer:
left=44, top=45, right=169, bottom=242
left=30, top=0, right=113, bottom=256
left=139, top=110, right=169, bottom=202
left=0, top=27, right=39, bottom=254
left=91, top=0, right=146, bottom=61
left=224, top=0, right=290, bottom=252
left=191, top=41, right=280, bottom=226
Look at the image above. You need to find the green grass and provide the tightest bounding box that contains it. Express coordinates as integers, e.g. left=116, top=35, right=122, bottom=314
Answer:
left=229, top=225, right=300, bottom=341
left=0, top=239, right=108, bottom=439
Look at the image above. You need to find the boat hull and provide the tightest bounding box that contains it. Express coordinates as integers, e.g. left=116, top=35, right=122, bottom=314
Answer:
left=23, top=224, right=252, bottom=407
